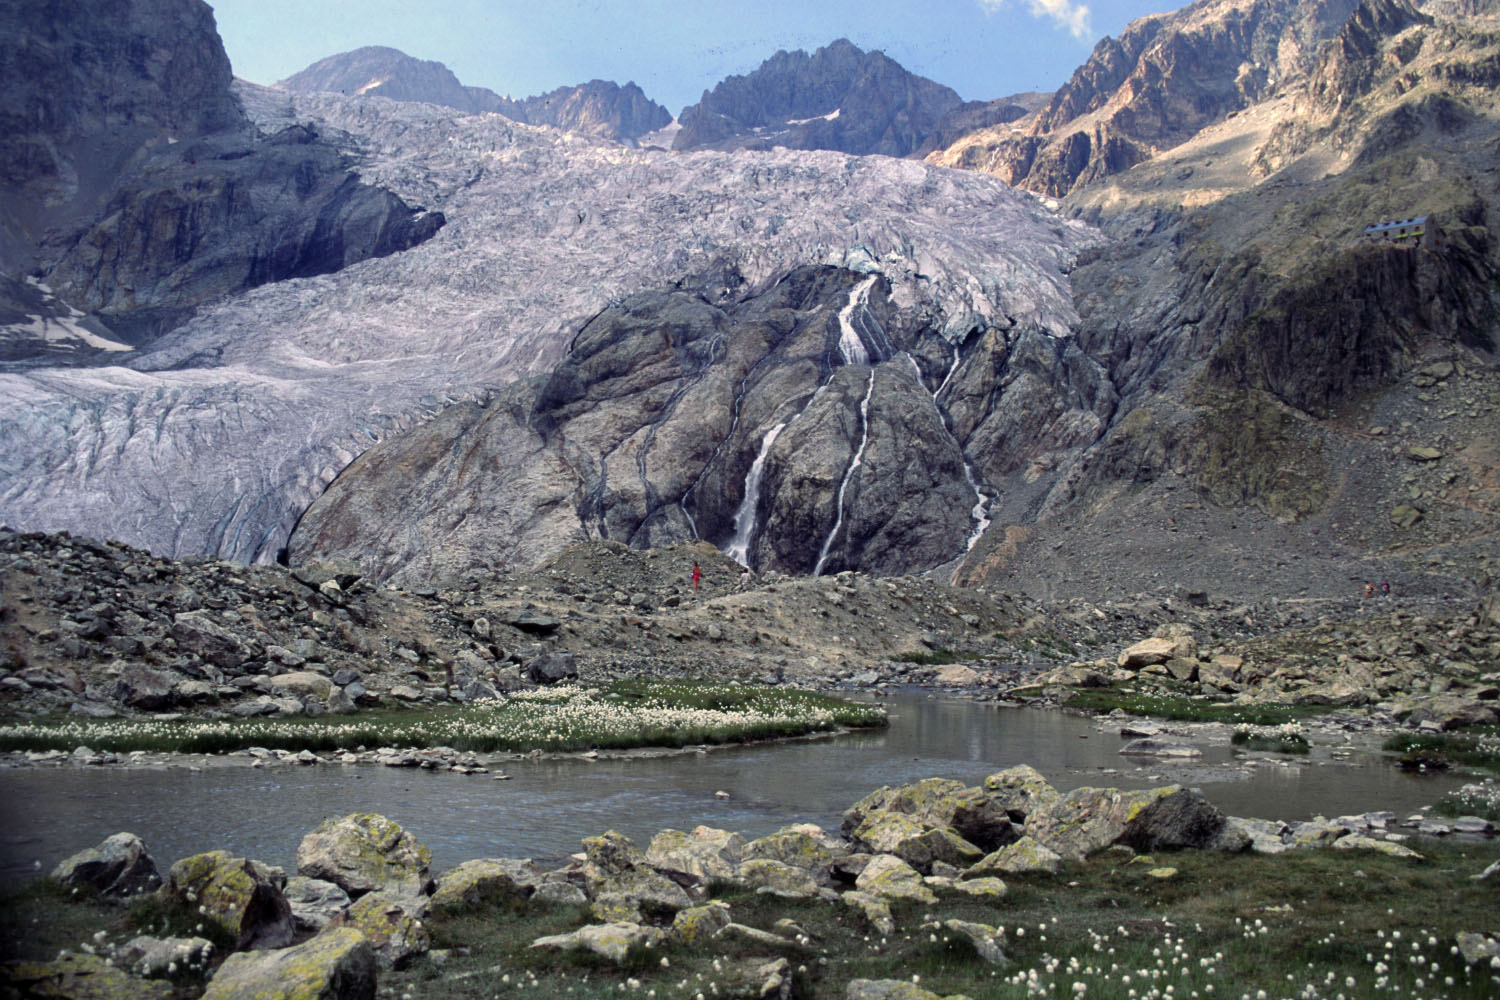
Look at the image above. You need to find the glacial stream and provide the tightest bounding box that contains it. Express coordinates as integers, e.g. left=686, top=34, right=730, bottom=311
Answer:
left=0, top=697, right=1469, bottom=885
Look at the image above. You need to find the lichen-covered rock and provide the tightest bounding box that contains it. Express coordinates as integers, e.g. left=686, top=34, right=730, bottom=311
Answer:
left=852, top=812, right=984, bottom=872
left=581, top=830, right=646, bottom=877
left=112, top=936, right=214, bottom=979
left=296, top=813, right=433, bottom=898
left=1455, top=931, right=1500, bottom=965
left=981, top=765, right=1061, bottom=820
left=327, top=891, right=429, bottom=970
left=1288, top=820, right=1350, bottom=848
left=854, top=854, right=937, bottom=905
left=733, top=858, right=821, bottom=898
left=1331, top=835, right=1424, bottom=860
left=530, top=922, right=663, bottom=963
left=2, top=952, right=175, bottom=999
left=285, top=876, right=352, bottom=933
left=201, top=925, right=376, bottom=1000
left=742, top=823, right=847, bottom=873
left=428, top=859, right=538, bottom=912
left=843, top=778, right=1011, bottom=850
left=950, top=876, right=1007, bottom=900
left=727, top=956, right=794, bottom=1000
left=1117, top=637, right=1183, bottom=670
left=1028, top=784, right=1249, bottom=860
left=671, top=902, right=732, bottom=945
left=269, top=671, right=335, bottom=700
left=590, top=867, right=694, bottom=923
left=966, top=836, right=1062, bottom=876
left=942, top=919, right=1006, bottom=964
left=50, top=832, right=161, bottom=899
left=846, top=979, right=970, bottom=1000
left=645, top=826, right=744, bottom=880
left=1226, top=817, right=1291, bottom=855
left=160, top=850, right=293, bottom=950
left=841, top=890, right=896, bottom=936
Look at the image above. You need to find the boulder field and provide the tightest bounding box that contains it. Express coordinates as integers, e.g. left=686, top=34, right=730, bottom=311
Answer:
left=1, top=528, right=1495, bottom=738
left=28, top=769, right=1494, bottom=999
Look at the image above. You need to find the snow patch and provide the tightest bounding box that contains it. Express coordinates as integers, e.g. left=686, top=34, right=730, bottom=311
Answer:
left=788, top=108, right=840, bottom=125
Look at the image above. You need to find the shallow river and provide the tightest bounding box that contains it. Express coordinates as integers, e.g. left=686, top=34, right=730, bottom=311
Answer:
left=0, top=698, right=1467, bottom=884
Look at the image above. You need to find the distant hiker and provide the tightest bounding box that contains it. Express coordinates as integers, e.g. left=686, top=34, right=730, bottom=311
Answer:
left=1381, top=579, right=1391, bottom=598
left=691, top=562, right=701, bottom=592
left=1362, top=581, right=1374, bottom=599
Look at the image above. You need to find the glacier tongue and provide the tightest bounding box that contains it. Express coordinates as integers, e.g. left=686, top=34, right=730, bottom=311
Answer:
left=0, top=85, right=1100, bottom=564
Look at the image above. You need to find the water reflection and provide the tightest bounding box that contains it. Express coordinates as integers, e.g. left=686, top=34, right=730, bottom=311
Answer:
left=0, top=698, right=1466, bottom=884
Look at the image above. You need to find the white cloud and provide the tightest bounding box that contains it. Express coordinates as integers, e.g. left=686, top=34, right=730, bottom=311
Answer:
left=979, top=0, right=1094, bottom=40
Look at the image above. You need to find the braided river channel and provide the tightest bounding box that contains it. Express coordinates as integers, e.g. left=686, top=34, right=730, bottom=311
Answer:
left=0, top=696, right=1471, bottom=884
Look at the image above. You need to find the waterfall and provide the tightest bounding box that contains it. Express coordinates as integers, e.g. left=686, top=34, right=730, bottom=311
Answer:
left=724, top=422, right=786, bottom=567
left=836, top=276, right=877, bottom=366
left=962, top=463, right=991, bottom=551
left=814, top=369, right=876, bottom=576
left=904, top=351, right=992, bottom=561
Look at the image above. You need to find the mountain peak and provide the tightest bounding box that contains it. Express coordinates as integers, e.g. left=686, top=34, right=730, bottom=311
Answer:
left=672, top=37, right=963, bottom=156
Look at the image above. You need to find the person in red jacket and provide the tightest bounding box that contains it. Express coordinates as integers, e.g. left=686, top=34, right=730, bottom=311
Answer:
left=691, top=562, right=701, bottom=592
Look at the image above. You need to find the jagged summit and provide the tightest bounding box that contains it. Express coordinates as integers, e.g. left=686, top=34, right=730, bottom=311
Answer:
left=276, top=46, right=671, bottom=144
left=672, top=38, right=1019, bottom=157
left=277, top=45, right=509, bottom=112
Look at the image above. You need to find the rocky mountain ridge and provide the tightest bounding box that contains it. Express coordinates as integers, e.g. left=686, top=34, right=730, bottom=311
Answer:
left=277, top=46, right=672, bottom=144
left=672, top=38, right=1032, bottom=158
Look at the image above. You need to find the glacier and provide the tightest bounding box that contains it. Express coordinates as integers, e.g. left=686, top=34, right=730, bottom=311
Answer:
left=0, top=84, right=1100, bottom=565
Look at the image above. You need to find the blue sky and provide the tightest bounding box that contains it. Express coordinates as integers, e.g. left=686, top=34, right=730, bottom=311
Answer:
left=209, top=0, right=1177, bottom=115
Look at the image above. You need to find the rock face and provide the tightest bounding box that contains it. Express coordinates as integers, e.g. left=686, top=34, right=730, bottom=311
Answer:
left=930, top=0, right=1362, bottom=196
left=277, top=47, right=671, bottom=144
left=288, top=262, right=1109, bottom=581
left=674, top=39, right=964, bottom=157
left=0, top=0, right=442, bottom=355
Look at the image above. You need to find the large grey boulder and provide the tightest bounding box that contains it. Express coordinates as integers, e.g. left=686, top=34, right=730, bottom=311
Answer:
left=169, top=611, right=246, bottom=669
left=50, top=831, right=161, bottom=899
left=526, top=650, right=578, bottom=684
left=114, top=665, right=180, bottom=710
left=202, top=925, right=376, bottom=1000
left=296, top=813, right=433, bottom=898
left=160, top=851, right=294, bottom=950
left=1028, top=785, right=1250, bottom=860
